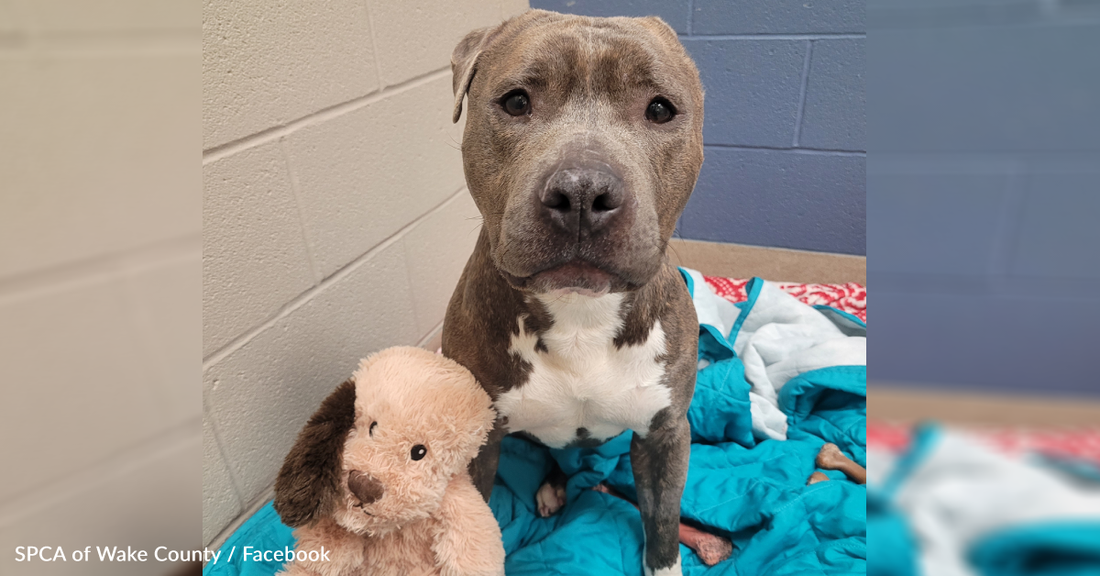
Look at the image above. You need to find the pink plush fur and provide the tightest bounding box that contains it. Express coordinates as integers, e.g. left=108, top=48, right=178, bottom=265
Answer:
left=274, top=347, right=504, bottom=576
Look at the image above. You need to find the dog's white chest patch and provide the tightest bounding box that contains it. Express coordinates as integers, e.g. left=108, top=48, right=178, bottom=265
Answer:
left=494, top=293, right=671, bottom=448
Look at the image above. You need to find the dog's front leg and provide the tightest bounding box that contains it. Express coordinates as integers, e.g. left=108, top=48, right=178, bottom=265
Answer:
left=631, top=412, right=691, bottom=576
left=468, top=415, right=508, bottom=500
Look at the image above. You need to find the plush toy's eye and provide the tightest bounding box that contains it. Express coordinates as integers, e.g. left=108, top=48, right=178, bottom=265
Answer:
left=369, top=421, right=377, bottom=437
left=410, top=444, right=427, bottom=461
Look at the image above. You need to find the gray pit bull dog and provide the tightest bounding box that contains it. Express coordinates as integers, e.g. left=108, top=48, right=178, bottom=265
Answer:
left=442, top=10, right=704, bottom=576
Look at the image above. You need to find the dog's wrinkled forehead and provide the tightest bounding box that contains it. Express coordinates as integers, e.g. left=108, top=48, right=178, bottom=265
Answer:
left=499, top=25, right=684, bottom=100
left=453, top=10, right=701, bottom=122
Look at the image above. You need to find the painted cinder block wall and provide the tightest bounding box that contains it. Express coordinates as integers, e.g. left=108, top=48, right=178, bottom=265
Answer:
left=532, top=0, right=867, bottom=255
left=0, top=2, right=201, bottom=575
left=867, top=0, right=1100, bottom=397
left=202, top=0, right=529, bottom=547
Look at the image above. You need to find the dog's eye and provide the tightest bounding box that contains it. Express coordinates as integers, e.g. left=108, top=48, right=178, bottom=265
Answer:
left=369, top=421, right=377, bottom=437
left=410, top=444, right=427, bottom=461
left=501, top=90, right=530, bottom=116
left=645, top=98, right=676, bottom=124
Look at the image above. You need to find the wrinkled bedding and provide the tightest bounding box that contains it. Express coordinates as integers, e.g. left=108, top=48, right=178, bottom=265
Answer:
left=204, top=270, right=868, bottom=576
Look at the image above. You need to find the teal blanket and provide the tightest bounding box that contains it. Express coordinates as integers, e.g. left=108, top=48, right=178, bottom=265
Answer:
left=205, top=273, right=867, bottom=576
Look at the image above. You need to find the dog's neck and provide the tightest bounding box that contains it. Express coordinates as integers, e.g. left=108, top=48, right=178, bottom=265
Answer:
left=535, top=291, right=625, bottom=329
left=525, top=292, right=628, bottom=360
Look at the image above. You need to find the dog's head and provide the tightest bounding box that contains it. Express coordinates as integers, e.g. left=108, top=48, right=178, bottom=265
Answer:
left=452, top=10, right=704, bottom=296
left=273, top=347, right=495, bottom=536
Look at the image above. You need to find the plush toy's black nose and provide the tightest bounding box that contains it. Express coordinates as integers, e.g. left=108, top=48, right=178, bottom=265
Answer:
left=348, top=470, right=384, bottom=505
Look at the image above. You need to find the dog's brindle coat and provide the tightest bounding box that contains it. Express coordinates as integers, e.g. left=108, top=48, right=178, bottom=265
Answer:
left=443, top=10, right=703, bottom=576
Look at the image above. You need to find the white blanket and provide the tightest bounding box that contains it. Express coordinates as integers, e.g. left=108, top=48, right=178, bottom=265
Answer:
left=872, top=427, right=1100, bottom=576
left=683, top=269, right=867, bottom=440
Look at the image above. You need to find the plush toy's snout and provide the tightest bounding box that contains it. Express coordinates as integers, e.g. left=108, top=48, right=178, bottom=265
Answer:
left=348, top=470, right=384, bottom=505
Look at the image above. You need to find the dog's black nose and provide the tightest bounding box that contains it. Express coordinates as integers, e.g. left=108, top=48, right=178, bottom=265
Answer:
left=539, top=162, right=625, bottom=235
left=348, top=470, right=384, bottom=505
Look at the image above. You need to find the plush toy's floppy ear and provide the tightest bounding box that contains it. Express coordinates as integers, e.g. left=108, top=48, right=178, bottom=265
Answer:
left=273, top=379, right=356, bottom=528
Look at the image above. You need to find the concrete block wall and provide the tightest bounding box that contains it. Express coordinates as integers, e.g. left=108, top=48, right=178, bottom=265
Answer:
left=0, top=2, right=201, bottom=575
left=867, top=0, right=1100, bottom=397
left=532, top=0, right=867, bottom=255
left=201, top=0, right=529, bottom=547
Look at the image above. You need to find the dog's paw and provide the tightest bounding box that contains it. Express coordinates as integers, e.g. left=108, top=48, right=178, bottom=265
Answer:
left=536, top=480, right=566, bottom=517
left=815, top=443, right=845, bottom=468
left=679, top=524, right=733, bottom=566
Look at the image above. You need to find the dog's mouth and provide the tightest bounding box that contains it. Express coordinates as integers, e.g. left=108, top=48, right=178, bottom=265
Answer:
left=501, top=259, right=618, bottom=296
left=533, top=260, right=614, bottom=295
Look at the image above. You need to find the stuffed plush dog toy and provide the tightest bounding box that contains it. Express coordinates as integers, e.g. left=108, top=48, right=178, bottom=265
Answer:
left=273, top=346, right=505, bottom=576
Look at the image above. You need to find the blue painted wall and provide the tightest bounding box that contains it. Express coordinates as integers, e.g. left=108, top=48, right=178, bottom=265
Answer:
left=529, top=0, right=867, bottom=255
left=868, top=1, right=1100, bottom=397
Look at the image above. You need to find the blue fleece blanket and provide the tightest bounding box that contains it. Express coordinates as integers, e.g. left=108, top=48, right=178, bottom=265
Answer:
left=205, top=272, right=867, bottom=576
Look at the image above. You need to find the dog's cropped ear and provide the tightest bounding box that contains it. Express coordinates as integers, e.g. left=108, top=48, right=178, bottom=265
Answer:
left=273, top=379, right=357, bottom=528
left=452, top=11, right=562, bottom=123
left=451, top=24, right=499, bottom=124
left=637, top=16, right=680, bottom=47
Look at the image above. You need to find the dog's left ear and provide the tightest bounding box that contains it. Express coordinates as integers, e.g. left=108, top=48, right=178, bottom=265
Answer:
left=637, top=16, right=680, bottom=47
left=273, top=379, right=357, bottom=528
